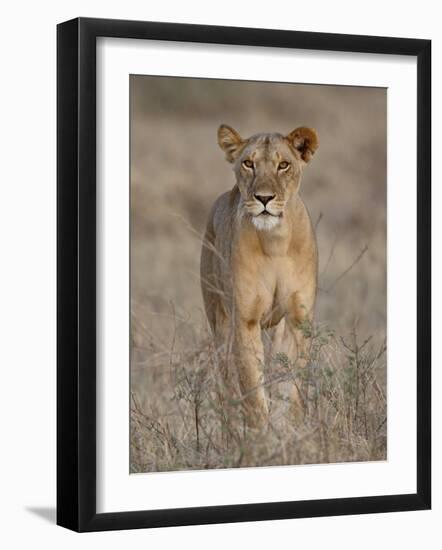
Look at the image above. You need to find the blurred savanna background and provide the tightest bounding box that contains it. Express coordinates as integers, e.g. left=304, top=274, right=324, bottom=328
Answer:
left=130, top=75, right=387, bottom=473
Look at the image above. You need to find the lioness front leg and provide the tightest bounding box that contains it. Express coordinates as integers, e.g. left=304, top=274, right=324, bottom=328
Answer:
left=286, top=291, right=314, bottom=418
left=213, top=305, right=239, bottom=399
left=233, top=317, right=269, bottom=429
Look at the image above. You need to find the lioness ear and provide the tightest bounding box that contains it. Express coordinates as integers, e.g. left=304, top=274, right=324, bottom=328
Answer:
left=217, top=124, right=245, bottom=163
left=286, top=127, right=319, bottom=163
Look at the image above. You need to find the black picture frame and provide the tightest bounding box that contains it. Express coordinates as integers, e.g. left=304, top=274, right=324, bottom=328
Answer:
left=57, top=17, right=431, bottom=532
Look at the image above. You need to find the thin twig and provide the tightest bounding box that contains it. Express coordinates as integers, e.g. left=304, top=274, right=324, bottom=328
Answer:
left=320, top=229, right=340, bottom=277
left=323, top=245, right=368, bottom=293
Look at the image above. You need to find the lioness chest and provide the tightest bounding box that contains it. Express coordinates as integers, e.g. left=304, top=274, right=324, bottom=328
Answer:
left=232, top=238, right=314, bottom=329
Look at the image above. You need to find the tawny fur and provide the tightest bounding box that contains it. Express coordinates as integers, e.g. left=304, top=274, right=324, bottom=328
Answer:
left=200, top=125, right=319, bottom=428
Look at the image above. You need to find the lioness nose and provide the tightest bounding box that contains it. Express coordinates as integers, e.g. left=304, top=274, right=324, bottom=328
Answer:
left=255, top=194, right=275, bottom=206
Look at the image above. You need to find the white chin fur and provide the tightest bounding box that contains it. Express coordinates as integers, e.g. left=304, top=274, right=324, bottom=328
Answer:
left=251, top=215, right=281, bottom=231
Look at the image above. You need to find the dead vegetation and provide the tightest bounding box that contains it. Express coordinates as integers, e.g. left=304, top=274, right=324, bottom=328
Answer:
left=130, top=313, right=387, bottom=472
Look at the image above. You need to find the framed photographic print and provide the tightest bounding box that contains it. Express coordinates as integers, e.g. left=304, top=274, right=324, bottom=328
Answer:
left=57, top=17, right=431, bottom=532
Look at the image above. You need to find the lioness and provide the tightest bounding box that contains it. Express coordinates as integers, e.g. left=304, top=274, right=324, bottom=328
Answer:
left=200, top=124, right=318, bottom=428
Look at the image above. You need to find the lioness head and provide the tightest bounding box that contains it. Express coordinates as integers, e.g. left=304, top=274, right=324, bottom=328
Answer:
left=218, top=125, right=318, bottom=231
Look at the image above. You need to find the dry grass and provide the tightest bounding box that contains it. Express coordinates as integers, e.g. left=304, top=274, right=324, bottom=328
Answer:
left=130, top=318, right=386, bottom=472
left=130, top=76, right=387, bottom=473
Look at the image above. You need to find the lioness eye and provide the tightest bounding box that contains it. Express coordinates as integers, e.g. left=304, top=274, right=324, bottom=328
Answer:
left=242, top=159, right=254, bottom=169
left=278, top=161, right=289, bottom=170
